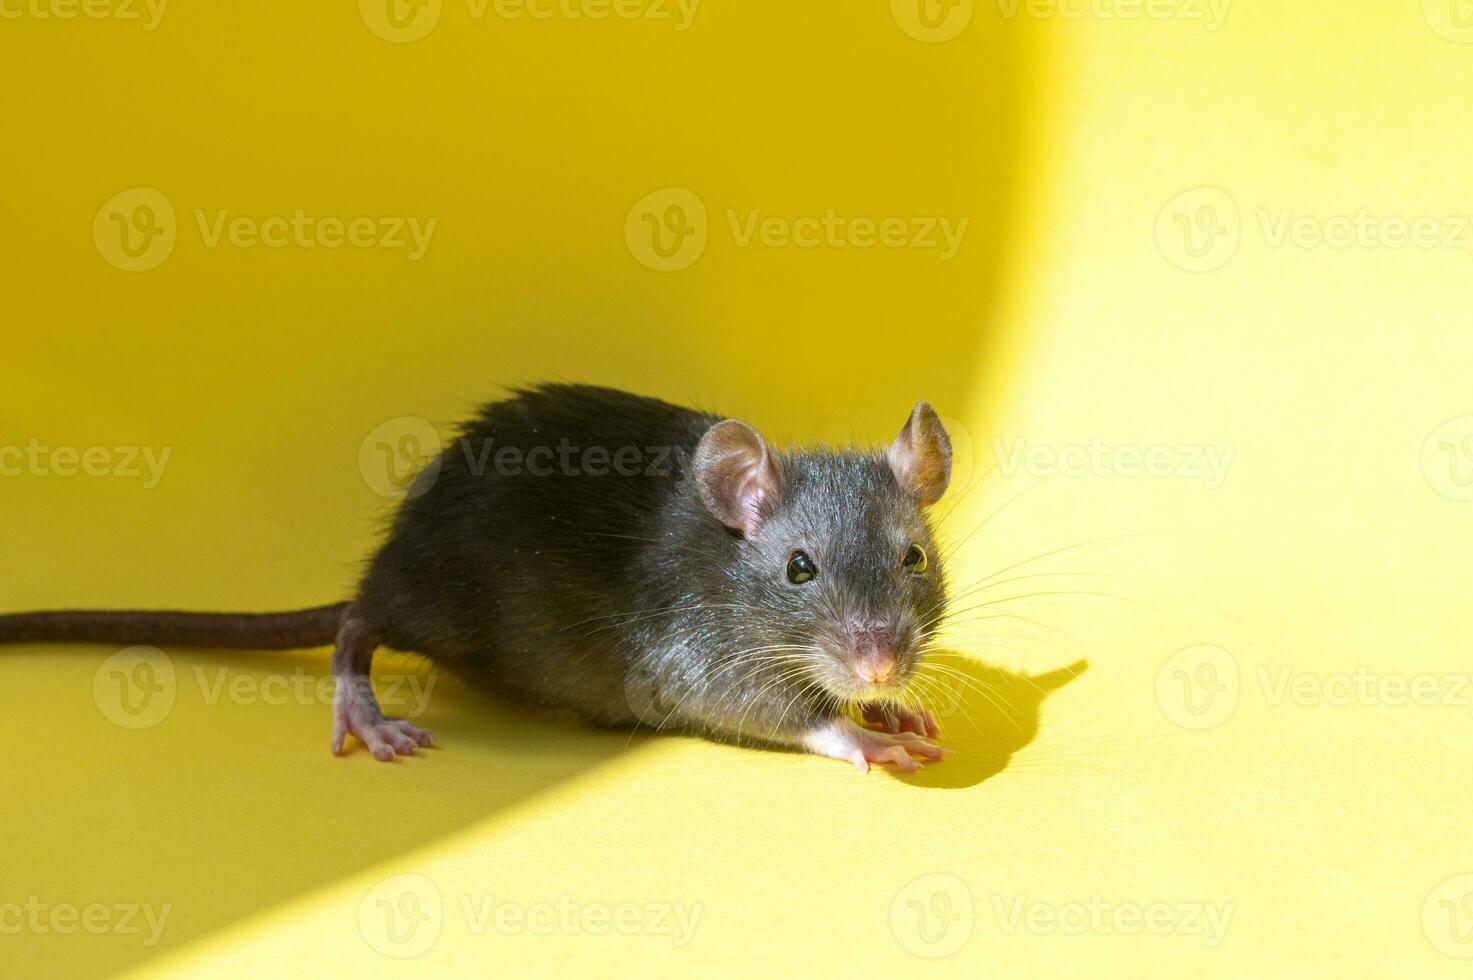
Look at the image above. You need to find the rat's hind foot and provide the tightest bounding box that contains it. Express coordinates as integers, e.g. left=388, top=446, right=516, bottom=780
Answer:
left=862, top=702, right=940, bottom=739
left=331, top=695, right=433, bottom=761
left=805, top=718, right=949, bottom=774
left=328, top=607, right=434, bottom=762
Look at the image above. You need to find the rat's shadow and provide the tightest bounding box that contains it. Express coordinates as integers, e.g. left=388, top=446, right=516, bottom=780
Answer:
left=13, top=645, right=1083, bottom=976
left=888, top=653, right=1089, bottom=789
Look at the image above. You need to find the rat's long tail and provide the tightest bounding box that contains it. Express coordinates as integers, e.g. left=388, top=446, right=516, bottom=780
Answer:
left=0, top=603, right=349, bottom=649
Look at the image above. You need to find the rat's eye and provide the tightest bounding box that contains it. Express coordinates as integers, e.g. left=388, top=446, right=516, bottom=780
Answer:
left=786, top=550, right=817, bottom=585
left=903, top=543, right=928, bottom=572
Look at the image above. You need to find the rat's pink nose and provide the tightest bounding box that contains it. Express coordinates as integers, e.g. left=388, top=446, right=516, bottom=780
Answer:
left=857, top=653, right=897, bottom=685
left=851, top=624, right=899, bottom=685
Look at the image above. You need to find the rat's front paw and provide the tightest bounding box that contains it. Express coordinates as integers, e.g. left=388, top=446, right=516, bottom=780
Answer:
left=805, top=719, right=949, bottom=774
left=862, top=701, right=940, bottom=739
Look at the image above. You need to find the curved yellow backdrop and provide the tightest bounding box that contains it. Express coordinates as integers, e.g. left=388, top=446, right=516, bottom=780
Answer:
left=3, top=0, right=1472, bottom=976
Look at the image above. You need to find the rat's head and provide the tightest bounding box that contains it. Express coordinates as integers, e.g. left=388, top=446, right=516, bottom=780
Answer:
left=692, top=402, right=952, bottom=704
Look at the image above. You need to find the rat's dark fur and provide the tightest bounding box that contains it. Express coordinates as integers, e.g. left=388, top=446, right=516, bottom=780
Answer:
left=356, top=384, right=947, bottom=746
left=0, top=383, right=951, bottom=762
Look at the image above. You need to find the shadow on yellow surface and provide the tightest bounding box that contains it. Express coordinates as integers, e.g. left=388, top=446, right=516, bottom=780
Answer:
left=890, top=656, right=1089, bottom=789
left=9, top=639, right=1071, bottom=974
left=8, top=643, right=645, bottom=974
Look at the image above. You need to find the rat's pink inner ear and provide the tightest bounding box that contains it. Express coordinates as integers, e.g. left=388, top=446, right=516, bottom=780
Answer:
left=888, top=401, right=952, bottom=507
left=693, top=419, right=782, bottom=536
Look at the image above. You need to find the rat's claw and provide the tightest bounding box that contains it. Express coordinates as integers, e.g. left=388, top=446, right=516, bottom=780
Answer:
left=362, top=725, right=397, bottom=761
left=383, top=727, right=417, bottom=756
left=862, top=742, right=922, bottom=772
left=388, top=718, right=434, bottom=748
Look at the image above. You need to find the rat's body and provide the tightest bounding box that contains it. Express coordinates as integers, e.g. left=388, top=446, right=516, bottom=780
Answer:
left=0, top=384, right=955, bottom=771
left=356, top=385, right=721, bottom=731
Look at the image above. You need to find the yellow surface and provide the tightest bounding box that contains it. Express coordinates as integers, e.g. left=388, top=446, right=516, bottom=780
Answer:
left=4, top=1, right=1473, bottom=976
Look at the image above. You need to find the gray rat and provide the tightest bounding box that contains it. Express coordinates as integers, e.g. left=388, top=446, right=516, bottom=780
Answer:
left=0, top=384, right=954, bottom=772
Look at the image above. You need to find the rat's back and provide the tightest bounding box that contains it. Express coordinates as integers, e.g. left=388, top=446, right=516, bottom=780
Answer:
left=355, top=384, right=718, bottom=720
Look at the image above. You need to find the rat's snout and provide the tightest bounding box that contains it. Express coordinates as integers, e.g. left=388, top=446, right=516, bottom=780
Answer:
left=857, top=656, right=897, bottom=685
left=849, top=623, right=899, bottom=686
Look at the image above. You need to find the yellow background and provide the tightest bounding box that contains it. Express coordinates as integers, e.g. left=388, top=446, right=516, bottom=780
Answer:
left=4, top=0, right=1473, bottom=975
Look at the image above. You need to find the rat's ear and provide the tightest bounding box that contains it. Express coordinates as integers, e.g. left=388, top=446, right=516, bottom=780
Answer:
left=693, top=419, right=782, bottom=536
left=888, top=401, right=952, bottom=507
